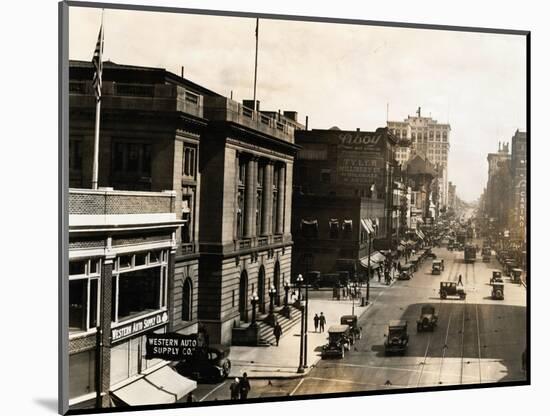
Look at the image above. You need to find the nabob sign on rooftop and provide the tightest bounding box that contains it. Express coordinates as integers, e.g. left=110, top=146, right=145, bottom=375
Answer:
left=145, top=333, right=199, bottom=361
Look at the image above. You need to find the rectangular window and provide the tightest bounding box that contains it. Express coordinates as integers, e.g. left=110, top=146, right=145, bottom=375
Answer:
left=69, top=350, right=96, bottom=399
left=181, top=196, right=192, bottom=244
left=237, top=189, right=244, bottom=239
left=342, top=220, right=353, bottom=239
left=69, top=259, right=101, bottom=333
left=116, top=267, right=162, bottom=322
left=112, top=141, right=152, bottom=177
left=329, top=219, right=339, bottom=239
left=182, top=146, right=197, bottom=179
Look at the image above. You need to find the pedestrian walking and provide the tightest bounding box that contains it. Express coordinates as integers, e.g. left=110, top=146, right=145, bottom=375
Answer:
left=273, top=322, right=283, bottom=346
left=458, top=274, right=463, bottom=286
left=319, top=312, right=326, bottom=332
left=230, top=378, right=240, bottom=400
left=239, top=373, right=251, bottom=400
left=313, top=313, right=320, bottom=332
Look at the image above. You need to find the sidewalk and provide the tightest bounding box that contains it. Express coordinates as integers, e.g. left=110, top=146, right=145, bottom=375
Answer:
left=228, top=272, right=398, bottom=379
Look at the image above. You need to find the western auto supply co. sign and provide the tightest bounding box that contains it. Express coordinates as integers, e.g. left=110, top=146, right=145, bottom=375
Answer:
left=145, top=333, right=199, bottom=360
left=111, top=311, right=168, bottom=343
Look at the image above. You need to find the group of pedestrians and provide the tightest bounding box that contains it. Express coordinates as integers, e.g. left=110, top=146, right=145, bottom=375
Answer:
left=230, top=373, right=251, bottom=400
left=313, top=312, right=326, bottom=332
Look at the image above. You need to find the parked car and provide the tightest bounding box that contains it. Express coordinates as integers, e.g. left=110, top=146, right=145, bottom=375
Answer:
left=340, top=315, right=363, bottom=343
left=490, top=270, right=503, bottom=284
left=399, top=264, right=414, bottom=280
left=417, top=304, right=438, bottom=332
left=321, top=325, right=352, bottom=359
left=439, top=281, right=466, bottom=300
left=175, top=345, right=231, bottom=382
left=491, top=282, right=505, bottom=300
left=432, top=260, right=442, bottom=275
left=511, top=268, right=523, bottom=284
left=384, top=320, right=409, bottom=355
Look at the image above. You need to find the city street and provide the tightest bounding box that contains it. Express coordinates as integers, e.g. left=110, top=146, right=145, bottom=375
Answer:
left=192, top=244, right=526, bottom=401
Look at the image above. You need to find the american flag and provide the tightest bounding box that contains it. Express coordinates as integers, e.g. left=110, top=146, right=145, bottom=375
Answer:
left=92, top=24, right=104, bottom=99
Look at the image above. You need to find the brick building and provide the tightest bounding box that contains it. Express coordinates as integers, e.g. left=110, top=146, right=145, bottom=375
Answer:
left=68, top=188, right=195, bottom=408
left=486, top=142, right=512, bottom=228
left=291, top=127, right=401, bottom=278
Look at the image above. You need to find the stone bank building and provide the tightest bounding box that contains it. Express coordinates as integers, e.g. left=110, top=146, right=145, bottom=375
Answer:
left=67, top=61, right=301, bottom=407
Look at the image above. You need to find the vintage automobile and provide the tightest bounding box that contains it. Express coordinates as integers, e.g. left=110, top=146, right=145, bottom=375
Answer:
left=306, top=271, right=321, bottom=289
left=481, top=247, right=492, bottom=262
left=511, top=268, right=523, bottom=284
left=417, top=304, right=438, bottom=332
left=321, top=325, right=352, bottom=359
left=424, top=249, right=437, bottom=259
left=399, top=264, right=414, bottom=280
left=439, top=281, right=466, bottom=300
left=504, top=259, right=517, bottom=276
left=432, top=260, right=442, bottom=275
left=384, top=320, right=409, bottom=355
left=491, top=282, right=505, bottom=300
left=340, top=315, right=363, bottom=343
left=175, top=345, right=231, bottom=382
left=490, top=270, right=503, bottom=284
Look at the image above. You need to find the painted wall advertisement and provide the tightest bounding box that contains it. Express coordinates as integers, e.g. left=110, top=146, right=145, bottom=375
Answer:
left=336, top=132, right=386, bottom=188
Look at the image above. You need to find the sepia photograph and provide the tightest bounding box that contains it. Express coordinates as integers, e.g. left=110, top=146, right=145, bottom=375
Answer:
left=60, top=1, right=528, bottom=413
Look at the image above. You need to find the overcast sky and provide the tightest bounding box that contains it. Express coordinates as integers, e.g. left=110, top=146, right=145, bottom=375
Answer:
left=69, top=6, right=526, bottom=202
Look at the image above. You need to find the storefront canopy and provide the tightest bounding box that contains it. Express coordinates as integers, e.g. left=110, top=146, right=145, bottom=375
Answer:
left=361, top=218, right=375, bottom=234
left=416, top=229, right=425, bottom=240
left=112, top=366, right=196, bottom=406
left=359, top=251, right=386, bottom=269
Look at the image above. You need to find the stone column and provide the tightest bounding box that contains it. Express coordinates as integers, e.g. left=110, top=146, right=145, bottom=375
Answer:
left=261, top=162, right=274, bottom=235
left=276, top=163, right=286, bottom=234
left=96, top=256, right=113, bottom=408
left=244, top=157, right=257, bottom=238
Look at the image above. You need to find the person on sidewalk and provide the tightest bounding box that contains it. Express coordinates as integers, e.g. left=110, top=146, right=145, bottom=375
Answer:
left=273, top=322, right=283, bottom=346
left=458, top=274, right=463, bottom=286
left=319, top=312, right=326, bottom=332
left=230, top=378, right=240, bottom=400
left=239, top=373, right=251, bottom=400
left=314, top=313, right=320, bottom=332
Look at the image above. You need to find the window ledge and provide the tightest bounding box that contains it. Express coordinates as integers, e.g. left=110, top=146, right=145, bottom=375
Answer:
left=69, top=328, right=97, bottom=340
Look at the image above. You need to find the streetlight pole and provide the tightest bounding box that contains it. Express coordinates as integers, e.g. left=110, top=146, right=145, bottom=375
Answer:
left=297, top=274, right=305, bottom=373
left=250, top=292, right=259, bottom=327
left=304, top=273, right=309, bottom=369
left=366, top=234, right=371, bottom=304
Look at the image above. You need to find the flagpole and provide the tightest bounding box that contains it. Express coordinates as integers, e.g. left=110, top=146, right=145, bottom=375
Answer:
left=91, top=10, right=104, bottom=190
left=253, top=17, right=259, bottom=112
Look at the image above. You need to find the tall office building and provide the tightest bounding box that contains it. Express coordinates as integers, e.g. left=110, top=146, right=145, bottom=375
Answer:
left=388, top=107, right=451, bottom=209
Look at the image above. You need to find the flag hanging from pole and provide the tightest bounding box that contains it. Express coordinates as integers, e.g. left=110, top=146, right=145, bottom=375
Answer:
left=92, top=23, right=104, bottom=99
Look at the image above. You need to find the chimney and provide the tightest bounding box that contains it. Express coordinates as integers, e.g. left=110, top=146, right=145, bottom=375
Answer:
left=356, top=128, right=360, bottom=132
left=181, top=66, right=184, bottom=78
left=283, top=111, right=298, bottom=122
left=243, top=99, right=259, bottom=112
left=305, top=116, right=309, bottom=131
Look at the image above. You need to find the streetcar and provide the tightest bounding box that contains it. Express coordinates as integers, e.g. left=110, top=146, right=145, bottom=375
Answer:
left=464, top=244, right=476, bottom=263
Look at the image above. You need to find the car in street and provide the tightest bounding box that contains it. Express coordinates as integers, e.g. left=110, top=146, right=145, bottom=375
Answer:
left=175, top=345, right=231, bottom=382
left=482, top=247, right=491, bottom=262
left=491, top=282, right=505, bottom=300
left=432, top=260, right=442, bottom=275
left=417, top=304, right=438, bottom=332
left=399, top=264, right=414, bottom=280
left=439, top=281, right=466, bottom=300
left=490, top=270, right=503, bottom=284
left=321, top=325, right=352, bottom=359
left=511, top=268, right=523, bottom=284
left=340, top=315, right=362, bottom=343
left=384, top=320, right=409, bottom=355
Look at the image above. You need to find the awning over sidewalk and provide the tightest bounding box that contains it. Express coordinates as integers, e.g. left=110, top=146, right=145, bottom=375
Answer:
left=416, top=229, right=425, bottom=239
left=112, top=366, right=196, bottom=406
left=359, top=251, right=386, bottom=269
left=361, top=218, right=376, bottom=234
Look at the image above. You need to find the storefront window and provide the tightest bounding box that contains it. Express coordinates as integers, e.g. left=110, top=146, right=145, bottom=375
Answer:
left=69, top=350, right=96, bottom=399
left=116, top=267, right=161, bottom=321
left=69, top=259, right=101, bottom=333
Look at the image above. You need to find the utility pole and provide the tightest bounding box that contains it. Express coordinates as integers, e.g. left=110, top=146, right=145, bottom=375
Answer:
left=253, top=18, right=259, bottom=111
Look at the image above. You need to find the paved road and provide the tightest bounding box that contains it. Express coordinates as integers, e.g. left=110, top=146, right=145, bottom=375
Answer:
left=188, top=244, right=526, bottom=401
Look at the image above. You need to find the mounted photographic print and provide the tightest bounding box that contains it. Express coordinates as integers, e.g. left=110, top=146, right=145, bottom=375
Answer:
left=59, top=1, right=530, bottom=414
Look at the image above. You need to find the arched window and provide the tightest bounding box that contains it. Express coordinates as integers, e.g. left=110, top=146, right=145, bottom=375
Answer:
left=258, top=266, right=265, bottom=314
left=182, top=278, right=193, bottom=321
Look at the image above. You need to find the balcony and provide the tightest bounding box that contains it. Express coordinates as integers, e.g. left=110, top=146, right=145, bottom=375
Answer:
left=203, top=96, right=295, bottom=144
left=69, top=188, right=182, bottom=231
left=69, top=81, right=203, bottom=118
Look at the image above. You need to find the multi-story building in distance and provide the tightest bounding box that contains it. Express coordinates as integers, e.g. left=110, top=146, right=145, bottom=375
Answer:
left=388, top=107, right=451, bottom=210
left=510, top=130, right=527, bottom=240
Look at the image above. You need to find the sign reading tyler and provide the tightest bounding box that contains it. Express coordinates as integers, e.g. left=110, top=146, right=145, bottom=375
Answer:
left=145, top=333, right=199, bottom=360
left=337, top=132, right=385, bottom=186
